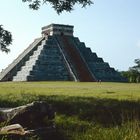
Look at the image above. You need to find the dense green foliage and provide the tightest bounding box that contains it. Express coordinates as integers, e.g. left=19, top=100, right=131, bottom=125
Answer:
left=0, top=82, right=140, bottom=139
left=0, top=25, right=12, bottom=53
left=22, top=0, right=93, bottom=13
left=121, top=59, right=140, bottom=83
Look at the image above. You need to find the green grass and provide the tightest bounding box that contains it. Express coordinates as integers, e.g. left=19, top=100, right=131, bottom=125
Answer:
left=0, top=82, right=140, bottom=140
left=56, top=115, right=140, bottom=140
left=0, top=82, right=140, bottom=100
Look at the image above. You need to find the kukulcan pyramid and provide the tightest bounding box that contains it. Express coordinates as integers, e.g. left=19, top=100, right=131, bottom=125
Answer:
left=0, top=24, right=125, bottom=82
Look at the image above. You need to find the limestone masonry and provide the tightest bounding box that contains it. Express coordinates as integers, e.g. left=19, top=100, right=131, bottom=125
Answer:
left=0, top=24, right=126, bottom=82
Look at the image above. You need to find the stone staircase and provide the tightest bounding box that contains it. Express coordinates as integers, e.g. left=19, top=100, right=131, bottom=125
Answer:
left=13, top=42, right=44, bottom=81
left=13, top=36, right=72, bottom=81
left=0, top=37, right=44, bottom=81
left=56, top=35, right=96, bottom=82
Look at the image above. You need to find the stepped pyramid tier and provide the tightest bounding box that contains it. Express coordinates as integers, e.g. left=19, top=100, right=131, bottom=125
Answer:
left=0, top=24, right=126, bottom=82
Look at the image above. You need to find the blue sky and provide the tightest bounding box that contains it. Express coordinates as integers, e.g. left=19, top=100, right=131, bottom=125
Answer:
left=0, top=0, right=140, bottom=71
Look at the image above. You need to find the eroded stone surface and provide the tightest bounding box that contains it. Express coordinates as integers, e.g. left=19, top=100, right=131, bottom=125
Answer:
left=0, top=101, right=55, bottom=129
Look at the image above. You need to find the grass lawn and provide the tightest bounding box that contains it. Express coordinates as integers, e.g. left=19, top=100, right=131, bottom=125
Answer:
left=0, top=82, right=140, bottom=100
left=0, top=82, right=140, bottom=140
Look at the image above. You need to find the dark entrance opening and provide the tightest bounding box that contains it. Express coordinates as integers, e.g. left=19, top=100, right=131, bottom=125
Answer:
left=61, top=32, right=64, bottom=36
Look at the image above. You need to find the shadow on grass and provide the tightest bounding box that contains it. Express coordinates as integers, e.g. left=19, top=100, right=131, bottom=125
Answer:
left=0, top=93, right=140, bottom=127
left=0, top=130, right=69, bottom=140
left=46, top=96, right=140, bottom=126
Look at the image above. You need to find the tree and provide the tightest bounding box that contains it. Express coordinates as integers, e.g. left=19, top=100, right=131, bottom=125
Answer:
left=130, top=59, right=140, bottom=83
left=0, top=0, right=93, bottom=53
left=132, top=59, right=140, bottom=72
left=0, top=25, right=12, bottom=53
left=22, top=0, right=93, bottom=14
left=121, top=59, right=140, bottom=83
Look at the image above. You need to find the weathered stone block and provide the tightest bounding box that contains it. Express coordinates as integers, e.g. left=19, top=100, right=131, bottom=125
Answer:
left=0, top=101, right=55, bottom=129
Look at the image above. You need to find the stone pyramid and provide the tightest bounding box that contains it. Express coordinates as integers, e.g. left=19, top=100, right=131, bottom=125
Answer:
left=0, top=24, right=126, bottom=82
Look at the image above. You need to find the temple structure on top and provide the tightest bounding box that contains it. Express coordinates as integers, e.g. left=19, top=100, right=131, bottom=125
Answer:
left=0, top=24, right=126, bottom=82
left=42, top=24, right=74, bottom=36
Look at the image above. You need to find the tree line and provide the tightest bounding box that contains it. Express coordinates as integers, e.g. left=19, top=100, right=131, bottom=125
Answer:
left=121, top=59, right=140, bottom=83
